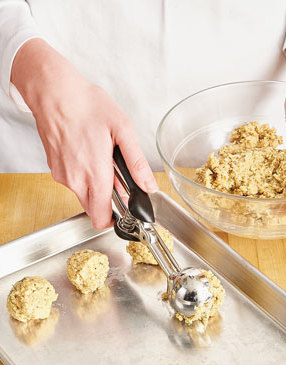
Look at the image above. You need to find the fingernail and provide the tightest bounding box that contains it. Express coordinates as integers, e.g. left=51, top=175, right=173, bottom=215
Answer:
left=144, top=179, right=159, bottom=193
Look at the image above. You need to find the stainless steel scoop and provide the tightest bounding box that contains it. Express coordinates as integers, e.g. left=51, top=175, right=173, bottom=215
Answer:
left=112, top=146, right=213, bottom=317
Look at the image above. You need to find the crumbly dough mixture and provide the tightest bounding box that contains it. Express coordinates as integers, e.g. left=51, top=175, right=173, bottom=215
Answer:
left=126, top=226, right=173, bottom=265
left=170, top=270, right=225, bottom=327
left=7, top=276, right=58, bottom=323
left=196, top=122, right=286, bottom=198
left=67, top=249, right=109, bottom=294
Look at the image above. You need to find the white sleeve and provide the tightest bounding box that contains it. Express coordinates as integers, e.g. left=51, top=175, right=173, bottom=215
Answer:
left=0, top=0, right=43, bottom=99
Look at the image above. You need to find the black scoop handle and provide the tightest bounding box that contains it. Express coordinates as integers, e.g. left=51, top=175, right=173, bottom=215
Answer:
left=113, top=146, right=155, bottom=223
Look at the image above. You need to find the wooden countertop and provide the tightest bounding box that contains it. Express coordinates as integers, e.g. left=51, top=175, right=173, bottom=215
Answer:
left=0, top=173, right=285, bottom=364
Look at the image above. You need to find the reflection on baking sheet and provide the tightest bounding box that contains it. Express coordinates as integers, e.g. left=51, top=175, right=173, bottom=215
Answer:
left=169, top=313, right=223, bottom=349
left=127, top=264, right=166, bottom=286
left=9, top=309, right=59, bottom=346
left=70, top=285, right=110, bottom=321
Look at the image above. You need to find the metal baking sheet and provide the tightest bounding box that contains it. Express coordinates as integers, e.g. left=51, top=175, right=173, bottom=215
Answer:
left=0, top=192, right=285, bottom=365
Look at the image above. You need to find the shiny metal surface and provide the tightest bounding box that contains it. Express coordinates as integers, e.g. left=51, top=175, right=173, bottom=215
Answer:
left=0, top=213, right=109, bottom=280
left=0, top=192, right=285, bottom=365
left=168, top=268, right=213, bottom=318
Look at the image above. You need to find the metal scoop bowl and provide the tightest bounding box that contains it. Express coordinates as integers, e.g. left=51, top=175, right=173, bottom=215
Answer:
left=168, top=268, right=213, bottom=317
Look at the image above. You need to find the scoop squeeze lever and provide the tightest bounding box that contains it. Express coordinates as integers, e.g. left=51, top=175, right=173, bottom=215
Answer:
left=113, top=146, right=155, bottom=223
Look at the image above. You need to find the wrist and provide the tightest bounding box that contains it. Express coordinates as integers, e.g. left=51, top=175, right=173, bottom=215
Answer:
left=11, top=39, right=72, bottom=109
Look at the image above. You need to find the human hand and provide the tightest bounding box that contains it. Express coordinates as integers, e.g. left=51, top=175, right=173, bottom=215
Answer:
left=11, top=39, right=158, bottom=229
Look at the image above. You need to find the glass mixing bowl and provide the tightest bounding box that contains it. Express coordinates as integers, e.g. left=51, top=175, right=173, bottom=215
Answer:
left=156, top=81, right=286, bottom=239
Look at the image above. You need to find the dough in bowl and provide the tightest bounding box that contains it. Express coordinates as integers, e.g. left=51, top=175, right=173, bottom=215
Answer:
left=196, top=121, right=286, bottom=198
left=67, top=249, right=109, bottom=294
left=7, top=276, right=58, bottom=323
left=126, top=225, right=173, bottom=265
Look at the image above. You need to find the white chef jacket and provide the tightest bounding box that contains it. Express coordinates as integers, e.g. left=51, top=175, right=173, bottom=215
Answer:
left=0, top=0, right=286, bottom=172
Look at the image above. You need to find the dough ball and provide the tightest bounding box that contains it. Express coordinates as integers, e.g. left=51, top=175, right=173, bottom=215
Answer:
left=126, top=226, right=173, bottom=265
left=7, top=276, right=58, bottom=323
left=175, top=269, right=225, bottom=327
left=67, top=249, right=109, bottom=294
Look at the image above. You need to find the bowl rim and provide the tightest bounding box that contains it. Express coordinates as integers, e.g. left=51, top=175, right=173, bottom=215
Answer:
left=156, top=80, right=286, bottom=203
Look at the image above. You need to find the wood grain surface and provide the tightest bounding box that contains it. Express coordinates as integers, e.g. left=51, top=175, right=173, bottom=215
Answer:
left=0, top=172, right=285, bottom=364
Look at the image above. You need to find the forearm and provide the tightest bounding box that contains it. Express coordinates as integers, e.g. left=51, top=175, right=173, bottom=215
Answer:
left=11, top=38, right=77, bottom=110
